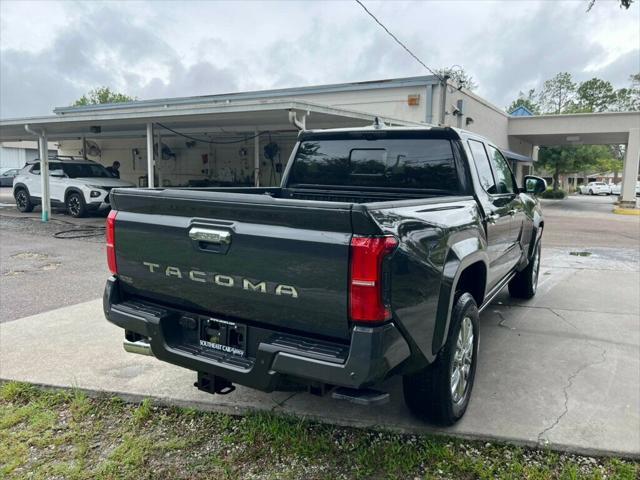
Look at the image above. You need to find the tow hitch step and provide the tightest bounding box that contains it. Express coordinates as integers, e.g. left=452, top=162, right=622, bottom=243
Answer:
left=331, top=387, right=390, bottom=406
left=194, top=372, right=236, bottom=395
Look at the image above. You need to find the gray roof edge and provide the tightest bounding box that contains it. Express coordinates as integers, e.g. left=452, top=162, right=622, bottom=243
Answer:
left=0, top=100, right=425, bottom=140
left=53, top=76, right=439, bottom=115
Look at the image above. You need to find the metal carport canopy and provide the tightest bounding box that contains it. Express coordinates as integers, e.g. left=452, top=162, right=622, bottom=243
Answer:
left=0, top=99, right=424, bottom=222
left=0, top=99, right=423, bottom=142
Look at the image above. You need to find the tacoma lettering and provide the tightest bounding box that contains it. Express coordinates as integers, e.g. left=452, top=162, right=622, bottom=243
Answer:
left=141, top=262, right=299, bottom=298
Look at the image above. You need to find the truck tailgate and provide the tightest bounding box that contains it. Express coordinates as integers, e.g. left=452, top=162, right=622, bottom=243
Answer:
left=111, top=189, right=362, bottom=340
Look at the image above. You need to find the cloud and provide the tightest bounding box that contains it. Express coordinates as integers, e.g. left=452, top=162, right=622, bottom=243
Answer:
left=1, top=0, right=638, bottom=118
left=589, top=49, right=640, bottom=87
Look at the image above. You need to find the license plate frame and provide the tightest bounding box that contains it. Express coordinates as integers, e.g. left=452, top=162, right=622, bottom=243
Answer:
left=199, top=317, right=247, bottom=357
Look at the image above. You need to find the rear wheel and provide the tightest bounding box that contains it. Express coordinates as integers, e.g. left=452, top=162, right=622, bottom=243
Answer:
left=509, top=239, right=541, bottom=299
left=589, top=189, right=594, bottom=195
left=403, top=293, right=479, bottom=425
left=66, top=192, right=87, bottom=218
left=14, top=188, right=34, bottom=213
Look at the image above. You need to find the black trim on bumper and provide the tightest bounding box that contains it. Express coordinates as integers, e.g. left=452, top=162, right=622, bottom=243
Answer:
left=103, top=276, right=410, bottom=392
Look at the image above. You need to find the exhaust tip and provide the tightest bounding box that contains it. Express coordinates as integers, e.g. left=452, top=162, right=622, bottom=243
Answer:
left=123, top=338, right=153, bottom=356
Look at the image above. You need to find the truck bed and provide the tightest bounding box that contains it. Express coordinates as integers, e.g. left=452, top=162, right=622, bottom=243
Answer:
left=110, top=186, right=466, bottom=341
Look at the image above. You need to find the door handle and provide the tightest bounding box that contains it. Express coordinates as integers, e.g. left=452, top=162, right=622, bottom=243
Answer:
left=486, top=214, right=499, bottom=224
left=188, top=227, right=232, bottom=245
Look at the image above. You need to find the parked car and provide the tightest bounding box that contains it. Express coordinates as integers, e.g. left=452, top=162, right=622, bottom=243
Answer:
left=104, top=125, right=546, bottom=426
left=578, top=182, right=611, bottom=195
left=0, top=168, right=20, bottom=187
left=610, top=183, right=622, bottom=195
left=611, top=181, right=640, bottom=196
left=12, top=156, right=134, bottom=217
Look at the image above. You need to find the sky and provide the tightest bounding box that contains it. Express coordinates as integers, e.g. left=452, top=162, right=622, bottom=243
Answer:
left=0, top=0, right=638, bottom=119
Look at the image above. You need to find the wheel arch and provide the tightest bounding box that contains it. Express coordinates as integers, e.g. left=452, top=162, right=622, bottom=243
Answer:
left=527, top=214, right=544, bottom=261
left=432, top=242, right=488, bottom=356
left=13, top=182, right=28, bottom=195
left=64, top=187, right=85, bottom=202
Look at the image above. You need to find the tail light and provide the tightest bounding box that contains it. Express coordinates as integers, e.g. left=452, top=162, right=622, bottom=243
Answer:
left=106, top=210, right=118, bottom=274
left=349, top=235, right=398, bottom=323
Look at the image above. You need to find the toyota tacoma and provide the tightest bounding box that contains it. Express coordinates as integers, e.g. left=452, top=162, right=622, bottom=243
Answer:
left=104, top=125, right=545, bottom=425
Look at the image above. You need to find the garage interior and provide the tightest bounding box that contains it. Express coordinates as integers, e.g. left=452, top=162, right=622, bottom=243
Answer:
left=0, top=98, right=429, bottom=220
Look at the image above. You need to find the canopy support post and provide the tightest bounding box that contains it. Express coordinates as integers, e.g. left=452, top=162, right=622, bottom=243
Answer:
left=254, top=129, right=260, bottom=187
left=146, top=123, right=154, bottom=188
left=24, top=124, right=50, bottom=222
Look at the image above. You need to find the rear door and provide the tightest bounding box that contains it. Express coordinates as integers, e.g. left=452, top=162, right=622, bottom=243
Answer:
left=25, top=163, right=41, bottom=197
left=112, top=190, right=357, bottom=340
left=47, top=162, right=66, bottom=202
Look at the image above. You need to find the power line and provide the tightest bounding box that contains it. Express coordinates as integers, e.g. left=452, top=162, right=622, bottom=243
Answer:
left=354, top=0, right=446, bottom=84
left=154, top=122, right=267, bottom=144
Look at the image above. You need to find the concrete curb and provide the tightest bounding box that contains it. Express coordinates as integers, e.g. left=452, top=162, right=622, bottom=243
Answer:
left=3, top=379, right=638, bottom=461
left=613, top=207, right=640, bottom=215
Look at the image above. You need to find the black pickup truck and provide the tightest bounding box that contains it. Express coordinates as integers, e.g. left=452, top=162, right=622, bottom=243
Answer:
left=104, top=126, right=545, bottom=425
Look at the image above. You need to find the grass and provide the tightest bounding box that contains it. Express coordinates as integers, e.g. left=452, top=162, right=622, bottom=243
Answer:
left=0, top=382, right=637, bottom=479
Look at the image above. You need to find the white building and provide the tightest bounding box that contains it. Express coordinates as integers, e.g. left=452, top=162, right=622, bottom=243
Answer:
left=0, top=141, right=57, bottom=171
left=1, top=75, right=638, bottom=211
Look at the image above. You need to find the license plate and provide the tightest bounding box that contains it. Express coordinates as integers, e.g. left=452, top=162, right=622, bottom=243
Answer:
left=199, top=317, right=246, bottom=357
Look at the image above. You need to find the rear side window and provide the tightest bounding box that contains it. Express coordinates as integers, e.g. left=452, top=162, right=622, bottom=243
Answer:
left=288, top=138, right=461, bottom=192
left=49, top=162, right=63, bottom=176
left=467, top=140, right=496, bottom=194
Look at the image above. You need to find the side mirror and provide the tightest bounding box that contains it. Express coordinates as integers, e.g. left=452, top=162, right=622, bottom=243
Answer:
left=523, top=175, right=547, bottom=195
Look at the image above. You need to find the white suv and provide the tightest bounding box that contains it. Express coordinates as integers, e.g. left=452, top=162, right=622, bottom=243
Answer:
left=13, top=157, right=134, bottom=217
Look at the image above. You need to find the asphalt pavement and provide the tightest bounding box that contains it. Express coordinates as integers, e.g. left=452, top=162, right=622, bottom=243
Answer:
left=1, top=189, right=639, bottom=457
left=0, top=194, right=107, bottom=322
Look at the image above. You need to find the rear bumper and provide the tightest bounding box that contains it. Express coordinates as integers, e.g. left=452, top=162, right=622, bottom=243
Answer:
left=103, top=276, right=410, bottom=392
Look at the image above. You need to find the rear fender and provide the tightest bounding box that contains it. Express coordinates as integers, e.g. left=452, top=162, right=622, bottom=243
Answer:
left=432, top=238, right=488, bottom=356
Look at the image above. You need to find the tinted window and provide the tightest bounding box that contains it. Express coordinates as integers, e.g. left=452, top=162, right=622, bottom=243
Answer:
left=468, top=140, right=496, bottom=194
left=288, top=138, right=460, bottom=192
left=49, top=162, right=64, bottom=176
left=62, top=163, right=111, bottom=178
left=487, top=146, right=515, bottom=194
left=30, top=163, right=40, bottom=175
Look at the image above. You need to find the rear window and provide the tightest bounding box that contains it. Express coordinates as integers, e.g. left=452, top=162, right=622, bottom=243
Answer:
left=288, top=138, right=461, bottom=192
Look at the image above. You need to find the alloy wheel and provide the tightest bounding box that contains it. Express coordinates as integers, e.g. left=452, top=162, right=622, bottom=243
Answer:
left=16, top=191, right=27, bottom=209
left=451, top=316, right=474, bottom=404
left=531, top=243, right=541, bottom=293
left=68, top=196, right=80, bottom=216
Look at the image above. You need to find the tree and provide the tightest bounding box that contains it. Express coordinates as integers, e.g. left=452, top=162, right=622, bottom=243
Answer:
left=587, top=0, right=634, bottom=11
left=506, top=89, right=540, bottom=114
left=614, top=73, right=640, bottom=111
left=435, top=67, right=478, bottom=91
left=73, top=87, right=135, bottom=106
left=574, top=78, right=618, bottom=112
left=538, top=72, right=577, bottom=114
left=538, top=144, right=614, bottom=191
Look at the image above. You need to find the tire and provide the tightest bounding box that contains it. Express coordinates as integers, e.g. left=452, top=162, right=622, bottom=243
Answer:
left=14, top=188, right=34, bottom=213
left=509, top=239, right=541, bottom=299
left=589, top=189, right=594, bottom=195
left=403, top=293, right=479, bottom=426
left=66, top=192, right=87, bottom=218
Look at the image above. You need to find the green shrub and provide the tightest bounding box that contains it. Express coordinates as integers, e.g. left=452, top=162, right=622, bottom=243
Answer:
left=540, top=188, right=567, bottom=199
